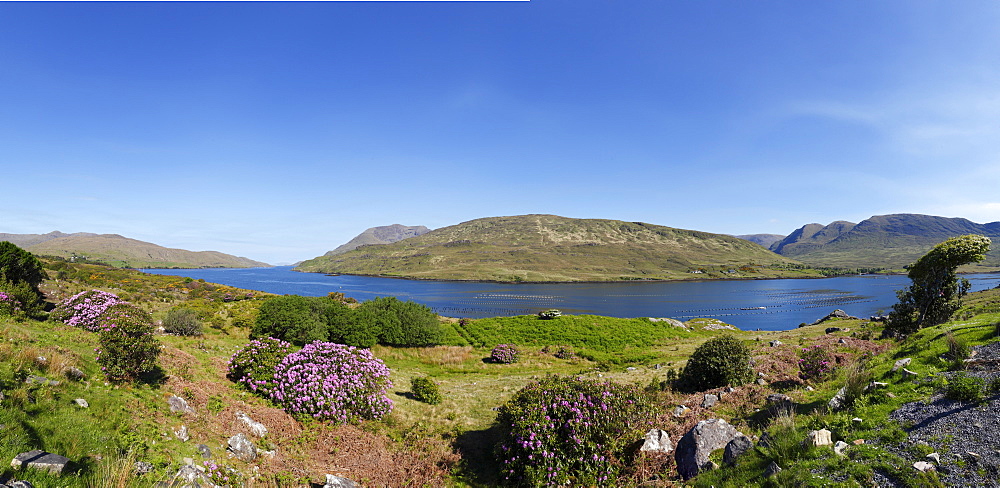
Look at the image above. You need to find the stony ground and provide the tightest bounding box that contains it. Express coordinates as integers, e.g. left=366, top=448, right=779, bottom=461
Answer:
left=881, top=342, right=1000, bottom=487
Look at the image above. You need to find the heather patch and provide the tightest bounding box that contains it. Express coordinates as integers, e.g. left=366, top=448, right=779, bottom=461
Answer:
left=490, top=343, right=520, bottom=364
left=52, top=289, right=125, bottom=331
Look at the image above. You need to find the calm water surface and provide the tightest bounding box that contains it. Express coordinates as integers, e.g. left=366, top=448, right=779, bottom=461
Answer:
left=141, top=267, right=1000, bottom=331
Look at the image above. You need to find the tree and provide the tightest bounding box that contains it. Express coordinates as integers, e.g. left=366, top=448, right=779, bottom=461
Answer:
left=251, top=295, right=329, bottom=346
left=0, top=241, right=45, bottom=290
left=885, top=234, right=991, bottom=336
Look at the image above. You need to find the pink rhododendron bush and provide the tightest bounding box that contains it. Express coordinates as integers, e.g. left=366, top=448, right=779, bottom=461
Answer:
left=95, top=303, right=161, bottom=383
left=51, top=289, right=125, bottom=331
left=268, top=341, right=393, bottom=423
left=227, top=337, right=293, bottom=396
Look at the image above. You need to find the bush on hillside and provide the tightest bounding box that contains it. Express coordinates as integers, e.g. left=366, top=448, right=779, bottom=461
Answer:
left=0, top=280, right=43, bottom=317
left=355, top=296, right=442, bottom=347
left=162, top=307, right=203, bottom=336
left=677, top=335, right=754, bottom=392
left=95, top=303, right=161, bottom=383
left=490, top=344, right=520, bottom=364
left=0, top=241, right=46, bottom=292
left=495, top=375, right=655, bottom=486
left=798, top=345, right=834, bottom=382
left=410, top=376, right=443, bottom=405
left=227, top=337, right=293, bottom=396
left=945, top=372, right=984, bottom=403
left=270, top=341, right=393, bottom=423
left=251, top=295, right=330, bottom=346
left=0, top=290, right=21, bottom=318
left=51, top=289, right=125, bottom=331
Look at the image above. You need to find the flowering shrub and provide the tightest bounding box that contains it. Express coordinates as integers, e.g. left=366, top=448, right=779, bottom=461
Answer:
left=270, top=341, right=393, bottom=423
left=410, top=376, right=443, bottom=405
left=798, top=345, right=834, bottom=381
left=490, top=344, right=521, bottom=364
left=0, top=291, right=20, bottom=317
left=227, top=337, right=293, bottom=396
left=95, top=303, right=161, bottom=383
left=203, top=460, right=243, bottom=487
left=495, top=375, right=654, bottom=486
left=51, top=290, right=124, bottom=331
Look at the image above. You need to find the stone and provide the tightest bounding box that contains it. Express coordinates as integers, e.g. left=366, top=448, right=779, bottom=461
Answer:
left=891, top=358, right=912, bottom=373
left=834, top=440, right=849, bottom=456
left=853, top=439, right=865, bottom=445
left=852, top=417, right=863, bottom=424
left=626, top=367, right=637, bottom=371
left=66, top=367, right=85, bottom=381
left=8, top=481, right=34, bottom=488
left=236, top=411, right=268, bottom=437
left=324, top=474, right=359, bottom=488
left=24, top=375, right=59, bottom=387
left=805, top=386, right=814, bottom=391
left=805, top=429, right=833, bottom=447
left=764, top=460, right=782, bottom=477
left=723, top=435, right=752, bottom=466
left=913, top=461, right=936, bottom=472
left=901, top=369, right=918, bottom=380
left=673, top=405, right=690, bottom=417
left=825, top=327, right=842, bottom=334
left=769, top=340, right=783, bottom=347
left=10, top=450, right=71, bottom=475
left=174, top=425, right=190, bottom=442
left=227, top=432, right=257, bottom=462
left=197, top=444, right=212, bottom=459
left=701, top=394, right=718, bottom=408
left=172, top=464, right=213, bottom=486
left=756, top=378, right=767, bottom=386
left=167, top=395, right=194, bottom=415
left=758, top=432, right=773, bottom=448
left=828, top=387, right=847, bottom=411
left=73, top=398, right=89, bottom=408
left=639, top=429, right=673, bottom=453
left=725, top=387, right=736, bottom=393
left=966, top=451, right=981, bottom=462
left=927, top=452, right=941, bottom=464
left=838, top=338, right=848, bottom=344
left=134, top=461, right=154, bottom=475
left=674, top=418, right=746, bottom=480
left=868, top=381, right=889, bottom=390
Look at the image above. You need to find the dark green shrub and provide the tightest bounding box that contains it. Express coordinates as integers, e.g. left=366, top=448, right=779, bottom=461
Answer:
left=251, top=295, right=330, bottom=346
left=410, top=376, right=443, bottom=405
left=96, top=303, right=161, bottom=383
left=0, top=280, right=44, bottom=318
left=356, top=296, right=442, bottom=347
left=162, top=307, right=202, bottom=336
left=227, top=337, right=293, bottom=396
left=945, top=372, right=984, bottom=403
left=326, top=301, right=377, bottom=348
left=0, top=242, right=45, bottom=292
left=495, top=375, right=654, bottom=486
left=678, top=335, right=754, bottom=392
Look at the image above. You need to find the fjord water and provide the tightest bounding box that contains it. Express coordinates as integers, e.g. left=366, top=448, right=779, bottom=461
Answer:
left=142, top=266, right=1000, bottom=331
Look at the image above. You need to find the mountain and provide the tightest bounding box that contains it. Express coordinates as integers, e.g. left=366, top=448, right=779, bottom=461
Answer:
left=1, top=232, right=270, bottom=268
left=296, top=214, right=814, bottom=282
left=734, top=234, right=785, bottom=249
left=770, top=214, right=1000, bottom=269
left=324, top=224, right=430, bottom=256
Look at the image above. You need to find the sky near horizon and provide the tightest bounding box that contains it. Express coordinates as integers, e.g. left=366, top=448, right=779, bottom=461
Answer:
left=2, top=1, right=1000, bottom=264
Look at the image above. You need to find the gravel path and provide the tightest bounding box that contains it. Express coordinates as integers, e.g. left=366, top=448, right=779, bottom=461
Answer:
left=882, top=341, right=1000, bottom=487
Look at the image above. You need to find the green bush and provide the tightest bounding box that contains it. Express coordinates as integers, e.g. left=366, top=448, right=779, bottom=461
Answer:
left=227, top=337, right=293, bottom=396
left=95, top=303, right=161, bottom=383
left=410, top=376, right=443, bottom=405
left=0, top=279, right=44, bottom=318
left=945, top=372, right=984, bottom=403
left=677, top=335, right=754, bottom=392
left=945, top=331, right=971, bottom=370
left=251, top=295, right=330, bottom=346
left=355, top=296, right=442, bottom=347
left=0, top=241, right=45, bottom=293
left=162, top=307, right=203, bottom=336
left=495, top=375, right=654, bottom=486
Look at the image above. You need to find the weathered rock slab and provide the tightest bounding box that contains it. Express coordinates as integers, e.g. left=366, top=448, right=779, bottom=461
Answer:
left=236, top=411, right=268, bottom=437
left=11, top=450, right=70, bottom=475
left=639, top=429, right=673, bottom=453
left=675, top=418, right=745, bottom=480
left=227, top=433, right=256, bottom=462
left=324, top=474, right=359, bottom=488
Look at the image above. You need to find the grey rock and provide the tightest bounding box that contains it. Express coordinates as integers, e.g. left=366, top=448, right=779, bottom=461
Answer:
left=9, top=481, right=35, bottom=488
left=765, top=460, right=782, bottom=477
left=756, top=378, right=767, bottom=386
left=834, top=440, right=849, bottom=456
left=639, top=429, right=673, bottom=453
left=134, top=461, right=154, bottom=475
left=167, top=395, right=194, bottom=415
left=673, top=405, right=690, bottom=417
left=769, top=340, right=783, bottom=347
left=236, top=411, right=268, bottom=438
left=838, top=338, right=848, bottom=344
left=868, top=381, right=889, bottom=390
left=174, top=425, right=190, bottom=442
left=723, top=435, right=752, bottom=466
left=901, top=368, right=918, bottom=380
left=73, top=398, right=89, bottom=408
left=197, top=444, right=212, bottom=459
left=227, top=433, right=256, bottom=462
left=828, top=387, right=847, bottom=411
left=701, top=394, right=718, bottom=408
left=891, top=358, right=912, bottom=373
left=10, top=450, right=71, bottom=475
left=24, top=375, right=58, bottom=387
left=324, top=474, right=359, bottom=488
left=675, top=418, right=745, bottom=480
left=825, top=327, right=842, bottom=334
left=805, top=429, right=833, bottom=447
left=805, top=386, right=814, bottom=391
left=172, top=464, right=213, bottom=486
left=927, top=452, right=941, bottom=464
left=66, top=367, right=85, bottom=380
left=914, top=461, right=936, bottom=472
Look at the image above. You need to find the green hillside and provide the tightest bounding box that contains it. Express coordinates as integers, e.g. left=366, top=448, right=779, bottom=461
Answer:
left=771, top=214, right=1000, bottom=270
left=8, top=232, right=271, bottom=268
left=297, top=214, right=819, bottom=282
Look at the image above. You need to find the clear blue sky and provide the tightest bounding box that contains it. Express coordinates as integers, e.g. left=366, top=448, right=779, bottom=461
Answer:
left=2, top=1, right=999, bottom=264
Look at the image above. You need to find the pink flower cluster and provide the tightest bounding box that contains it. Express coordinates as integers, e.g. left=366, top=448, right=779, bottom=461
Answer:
left=0, top=292, right=20, bottom=315
left=490, top=343, right=521, bottom=364
left=799, top=345, right=834, bottom=381
left=227, top=337, right=293, bottom=395
left=51, top=290, right=124, bottom=331
left=269, top=341, right=393, bottom=423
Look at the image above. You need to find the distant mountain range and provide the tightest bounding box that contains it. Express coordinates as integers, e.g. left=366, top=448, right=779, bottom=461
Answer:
left=322, top=225, right=430, bottom=256
left=0, top=231, right=270, bottom=268
left=734, top=234, right=785, bottom=249
left=765, top=214, right=1000, bottom=269
left=296, top=214, right=814, bottom=282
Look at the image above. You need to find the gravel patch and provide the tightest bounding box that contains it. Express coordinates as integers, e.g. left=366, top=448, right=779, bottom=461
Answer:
left=883, top=342, right=1000, bottom=487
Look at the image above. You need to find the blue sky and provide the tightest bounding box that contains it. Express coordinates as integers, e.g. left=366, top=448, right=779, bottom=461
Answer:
left=2, top=1, right=1000, bottom=264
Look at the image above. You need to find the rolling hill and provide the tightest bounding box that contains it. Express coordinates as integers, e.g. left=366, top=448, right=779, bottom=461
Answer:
left=323, top=224, right=430, bottom=256
left=769, top=214, right=1000, bottom=269
left=1, top=231, right=269, bottom=268
left=296, top=214, right=817, bottom=282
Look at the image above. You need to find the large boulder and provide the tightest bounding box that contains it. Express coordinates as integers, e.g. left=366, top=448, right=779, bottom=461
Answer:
left=675, top=418, right=746, bottom=480
left=324, top=474, right=359, bottom=488
left=10, top=450, right=70, bottom=475
left=227, top=433, right=257, bottom=462
left=167, top=395, right=194, bottom=415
